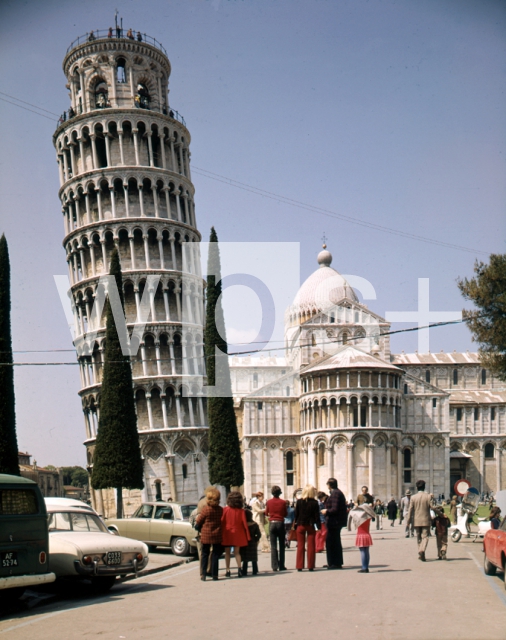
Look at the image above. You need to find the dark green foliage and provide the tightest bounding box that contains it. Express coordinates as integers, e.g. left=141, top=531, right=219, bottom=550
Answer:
left=61, top=466, right=89, bottom=487
left=91, top=249, right=143, bottom=515
left=458, top=254, right=506, bottom=381
left=0, top=235, right=19, bottom=476
left=204, top=228, right=244, bottom=490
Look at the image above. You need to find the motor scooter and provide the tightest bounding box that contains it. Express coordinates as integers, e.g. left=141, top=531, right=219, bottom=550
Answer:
left=449, top=489, right=490, bottom=542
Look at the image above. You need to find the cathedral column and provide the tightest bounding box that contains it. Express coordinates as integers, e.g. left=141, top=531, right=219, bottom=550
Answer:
left=163, top=288, right=171, bottom=320
left=368, top=444, right=375, bottom=494
left=327, top=445, right=334, bottom=479
left=160, top=137, right=167, bottom=169
left=262, top=446, right=268, bottom=498
left=146, top=393, right=154, bottom=429
left=100, top=240, right=107, bottom=273
left=146, top=132, right=154, bottom=167
left=479, top=446, right=485, bottom=494
left=497, top=447, right=502, bottom=493
left=244, top=447, right=252, bottom=500
left=175, top=189, right=182, bottom=222
left=310, top=446, right=317, bottom=486
left=175, top=286, right=182, bottom=322
left=429, top=441, right=434, bottom=494
left=347, top=444, right=354, bottom=500
left=132, top=129, right=140, bottom=165
left=153, top=186, right=160, bottom=218
left=170, top=238, right=177, bottom=269
left=134, top=287, right=141, bottom=321
left=155, top=342, right=162, bottom=376
left=163, top=187, right=171, bottom=218
left=175, top=394, right=183, bottom=427
left=96, top=188, right=103, bottom=221
left=140, top=343, right=147, bottom=377
left=165, top=455, right=178, bottom=501
left=397, top=446, right=403, bottom=497
left=170, top=136, right=177, bottom=172
left=160, top=394, right=169, bottom=429
left=169, top=340, right=176, bottom=376
left=386, top=444, right=392, bottom=498
left=104, top=134, right=111, bottom=167
left=129, top=236, right=136, bottom=270
left=90, top=134, right=98, bottom=169
left=110, top=186, right=116, bottom=218
left=139, top=185, right=145, bottom=217
left=123, top=184, right=130, bottom=217
left=143, top=234, right=151, bottom=269
left=118, top=131, right=125, bottom=165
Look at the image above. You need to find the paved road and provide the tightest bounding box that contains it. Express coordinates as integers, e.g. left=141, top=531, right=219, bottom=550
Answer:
left=1, top=526, right=505, bottom=639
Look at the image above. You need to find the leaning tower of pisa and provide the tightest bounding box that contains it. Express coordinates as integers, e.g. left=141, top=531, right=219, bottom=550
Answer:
left=53, top=29, right=209, bottom=516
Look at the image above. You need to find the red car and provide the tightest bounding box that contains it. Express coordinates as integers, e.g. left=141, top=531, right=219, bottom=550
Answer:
left=483, top=517, right=506, bottom=589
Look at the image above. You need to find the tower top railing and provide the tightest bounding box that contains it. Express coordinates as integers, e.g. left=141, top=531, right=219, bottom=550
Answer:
left=66, top=29, right=167, bottom=56
left=55, top=104, right=186, bottom=132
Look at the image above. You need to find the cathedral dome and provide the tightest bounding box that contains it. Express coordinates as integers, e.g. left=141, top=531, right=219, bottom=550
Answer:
left=292, top=245, right=358, bottom=314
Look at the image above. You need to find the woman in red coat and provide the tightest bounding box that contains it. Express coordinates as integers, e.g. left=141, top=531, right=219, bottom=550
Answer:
left=221, top=491, right=250, bottom=577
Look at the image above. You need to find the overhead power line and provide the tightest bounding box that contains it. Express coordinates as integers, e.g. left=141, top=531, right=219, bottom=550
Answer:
left=1, top=90, right=491, bottom=257
left=192, top=166, right=489, bottom=256
left=0, top=317, right=469, bottom=364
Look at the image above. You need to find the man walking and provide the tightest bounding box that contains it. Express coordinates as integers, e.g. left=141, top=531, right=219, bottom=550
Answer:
left=322, top=478, right=347, bottom=569
left=406, top=480, right=433, bottom=561
left=357, top=486, right=374, bottom=505
left=400, top=490, right=414, bottom=538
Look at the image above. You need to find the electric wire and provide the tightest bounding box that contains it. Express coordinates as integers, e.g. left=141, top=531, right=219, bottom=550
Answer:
left=0, top=317, right=471, bottom=365
left=1, top=90, right=491, bottom=256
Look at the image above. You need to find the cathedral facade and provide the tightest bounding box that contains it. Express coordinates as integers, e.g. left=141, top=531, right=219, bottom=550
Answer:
left=231, top=246, right=506, bottom=502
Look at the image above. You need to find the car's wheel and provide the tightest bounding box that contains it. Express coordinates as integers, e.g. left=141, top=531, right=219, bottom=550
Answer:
left=451, top=530, right=462, bottom=543
left=147, top=545, right=157, bottom=553
left=483, top=552, right=496, bottom=576
left=90, top=576, right=117, bottom=593
left=171, top=536, right=190, bottom=556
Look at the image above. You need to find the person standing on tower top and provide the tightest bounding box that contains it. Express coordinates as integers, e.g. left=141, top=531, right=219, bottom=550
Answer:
left=108, top=27, right=113, bottom=38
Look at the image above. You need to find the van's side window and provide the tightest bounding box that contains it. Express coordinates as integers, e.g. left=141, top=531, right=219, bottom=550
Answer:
left=0, top=489, right=38, bottom=515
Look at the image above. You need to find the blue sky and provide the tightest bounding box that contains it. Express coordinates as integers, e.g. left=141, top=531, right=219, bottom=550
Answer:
left=0, top=0, right=504, bottom=466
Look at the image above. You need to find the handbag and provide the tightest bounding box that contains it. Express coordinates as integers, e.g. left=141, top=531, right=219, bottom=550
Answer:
left=288, top=526, right=298, bottom=542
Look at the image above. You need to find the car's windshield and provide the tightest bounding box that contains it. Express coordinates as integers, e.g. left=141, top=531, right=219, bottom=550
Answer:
left=180, top=504, right=198, bottom=520
left=48, top=511, right=108, bottom=533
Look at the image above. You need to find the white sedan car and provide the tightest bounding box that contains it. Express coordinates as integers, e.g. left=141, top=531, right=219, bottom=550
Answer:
left=46, top=505, right=149, bottom=592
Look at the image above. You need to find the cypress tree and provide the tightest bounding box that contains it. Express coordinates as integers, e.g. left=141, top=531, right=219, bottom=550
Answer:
left=205, top=228, right=244, bottom=491
left=0, top=235, right=20, bottom=476
left=91, top=248, right=143, bottom=517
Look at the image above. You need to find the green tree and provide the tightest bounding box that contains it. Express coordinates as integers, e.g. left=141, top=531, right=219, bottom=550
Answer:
left=204, top=227, right=244, bottom=491
left=61, top=466, right=88, bottom=487
left=91, top=249, right=143, bottom=517
left=0, top=234, right=19, bottom=476
left=458, top=254, right=506, bottom=381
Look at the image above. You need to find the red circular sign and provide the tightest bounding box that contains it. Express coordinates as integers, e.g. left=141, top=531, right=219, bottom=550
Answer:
left=454, top=479, right=471, bottom=497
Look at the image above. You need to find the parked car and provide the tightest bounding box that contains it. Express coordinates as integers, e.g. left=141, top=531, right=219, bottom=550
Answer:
left=45, top=497, right=97, bottom=513
left=46, top=504, right=149, bottom=592
left=107, top=502, right=198, bottom=556
left=483, top=516, right=506, bottom=589
left=0, top=473, right=55, bottom=603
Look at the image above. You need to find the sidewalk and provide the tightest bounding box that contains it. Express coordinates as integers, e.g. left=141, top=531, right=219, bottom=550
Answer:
left=1, top=525, right=505, bottom=639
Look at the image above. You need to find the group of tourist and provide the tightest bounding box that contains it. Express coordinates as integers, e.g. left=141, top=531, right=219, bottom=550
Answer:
left=88, top=28, right=143, bottom=42
left=193, top=479, right=502, bottom=581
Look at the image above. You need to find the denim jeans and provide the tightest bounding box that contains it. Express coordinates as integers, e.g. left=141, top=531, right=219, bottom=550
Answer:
left=269, top=521, right=285, bottom=570
left=359, top=547, right=370, bottom=570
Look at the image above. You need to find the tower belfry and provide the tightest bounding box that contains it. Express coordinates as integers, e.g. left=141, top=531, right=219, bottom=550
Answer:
left=53, top=29, right=209, bottom=514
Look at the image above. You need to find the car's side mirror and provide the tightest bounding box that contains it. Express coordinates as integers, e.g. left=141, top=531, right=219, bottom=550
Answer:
left=162, top=512, right=173, bottom=520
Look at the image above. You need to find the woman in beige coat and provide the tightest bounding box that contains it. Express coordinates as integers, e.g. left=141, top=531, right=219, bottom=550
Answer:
left=252, top=492, right=270, bottom=552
